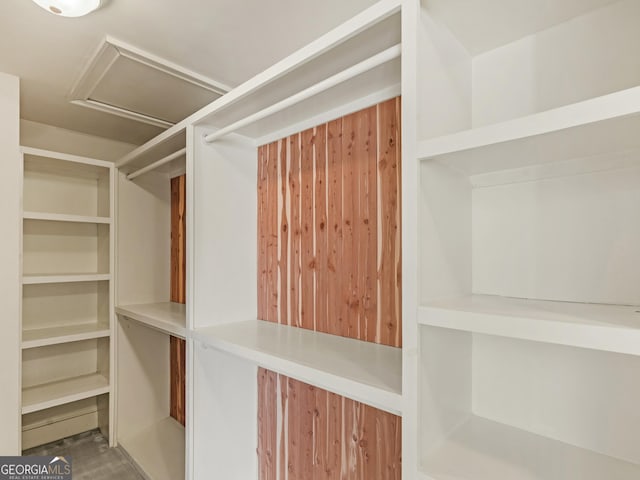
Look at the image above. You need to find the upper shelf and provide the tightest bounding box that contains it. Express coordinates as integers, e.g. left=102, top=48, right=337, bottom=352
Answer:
left=417, top=86, right=640, bottom=178
left=193, top=320, right=402, bottom=415
left=116, top=302, right=187, bottom=338
left=419, top=294, right=640, bottom=356
left=116, top=0, right=401, bottom=170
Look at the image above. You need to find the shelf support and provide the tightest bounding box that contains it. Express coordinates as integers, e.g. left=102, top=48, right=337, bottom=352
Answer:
left=126, top=148, right=187, bottom=180
left=203, top=44, right=402, bottom=144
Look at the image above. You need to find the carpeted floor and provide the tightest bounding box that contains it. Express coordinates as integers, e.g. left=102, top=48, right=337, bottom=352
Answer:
left=23, top=430, right=144, bottom=480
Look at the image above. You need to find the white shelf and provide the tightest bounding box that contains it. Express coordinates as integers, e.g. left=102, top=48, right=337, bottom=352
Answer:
left=116, top=302, right=186, bottom=338
left=119, top=417, right=185, bottom=480
left=23, top=211, right=111, bottom=224
left=419, top=295, right=640, bottom=356
left=22, top=373, right=109, bottom=414
left=193, top=320, right=402, bottom=414
left=22, top=324, right=110, bottom=349
left=22, top=273, right=111, bottom=285
left=417, top=86, right=640, bottom=176
left=421, top=415, right=640, bottom=480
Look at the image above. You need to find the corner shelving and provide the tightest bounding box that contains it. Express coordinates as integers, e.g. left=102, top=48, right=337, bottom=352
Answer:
left=412, top=0, right=640, bottom=478
left=193, top=320, right=402, bottom=415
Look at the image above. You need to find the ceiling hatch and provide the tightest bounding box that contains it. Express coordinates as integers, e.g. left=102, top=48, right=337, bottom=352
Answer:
left=69, top=36, right=231, bottom=129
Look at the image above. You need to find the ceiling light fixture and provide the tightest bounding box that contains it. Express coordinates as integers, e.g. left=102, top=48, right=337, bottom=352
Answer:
left=31, top=0, right=101, bottom=17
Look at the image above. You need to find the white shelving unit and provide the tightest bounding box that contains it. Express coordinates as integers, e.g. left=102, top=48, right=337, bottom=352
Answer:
left=115, top=2, right=402, bottom=478
left=20, top=147, right=114, bottom=450
left=115, top=141, right=186, bottom=479
left=408, top=0, right=640, bottom=478
left=110, top=0, right=640, bottom=478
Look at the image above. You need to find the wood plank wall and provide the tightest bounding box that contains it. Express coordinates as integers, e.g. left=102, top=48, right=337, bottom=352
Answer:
left=257, top=370, right=402, bottom=480
left=257, top=97, right=402, bottom=347
left=170, top=174, right=186, bottom=426
left=257, top=97, right=402, bottom=479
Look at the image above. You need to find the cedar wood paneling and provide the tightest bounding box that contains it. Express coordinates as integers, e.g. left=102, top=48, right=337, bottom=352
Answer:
left=257, top=97, right=402, bottom=479
left=170, top=174, right=186, bottom=426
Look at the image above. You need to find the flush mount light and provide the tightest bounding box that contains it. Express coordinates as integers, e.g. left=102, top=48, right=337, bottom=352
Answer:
left=31, top=0, right=101, bottom=17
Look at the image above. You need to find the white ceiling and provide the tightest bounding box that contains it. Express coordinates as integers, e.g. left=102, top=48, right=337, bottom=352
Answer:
left=0, top=0, right=377, bottom=145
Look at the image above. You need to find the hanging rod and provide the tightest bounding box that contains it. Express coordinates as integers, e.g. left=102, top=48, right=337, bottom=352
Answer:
left=126, top=148, right=187, bottom=180
left=203, top=43, right=401, bottom=144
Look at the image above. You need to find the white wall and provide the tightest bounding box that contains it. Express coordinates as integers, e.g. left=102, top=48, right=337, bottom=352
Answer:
left=0, top=72, right=21, bottom=454
left=20, top=119, right=137, bottom=162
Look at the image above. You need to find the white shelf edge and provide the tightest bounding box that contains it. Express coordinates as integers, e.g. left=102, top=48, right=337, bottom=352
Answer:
left=21, top=146, right=113, bottom=169
left=115, top=302, right=187, bottom=339
left=417, top=86, right=640, bottom=160
left=22, top=326, right=111, bottom=349
left=22, top=274, right=111, bottom=285
left=21, top=373, right=110, bottom=414
left=116, top=0, right=401, bottom=168
left=23, top=211, right=112, bottom=224
left=418, top=296, right=640, bottom=356
left=193, top=320, right=403, bottom=415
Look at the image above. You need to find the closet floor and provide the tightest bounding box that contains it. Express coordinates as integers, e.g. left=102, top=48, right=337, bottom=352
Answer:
left=23, top=430, right=145, bottom=480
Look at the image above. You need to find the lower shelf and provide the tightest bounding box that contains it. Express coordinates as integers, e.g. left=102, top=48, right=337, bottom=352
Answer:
left=22, top=373, right=110, bottom=414
left=421, top=416, right=640, bottom=480
left=22, top=324, right=110, bottom=349
left=119, top=417, right=185, bottom=480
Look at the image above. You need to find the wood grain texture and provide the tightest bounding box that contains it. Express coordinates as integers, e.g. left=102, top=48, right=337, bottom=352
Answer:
left=257, top=98, right=402, bottom=347
left=170, top=175, right=186, bottom=426
left=170, top=175, right=186, bottom=304
left=257, top=98, right=402, bottom=479
left=258, top=369, right=401, bottom=480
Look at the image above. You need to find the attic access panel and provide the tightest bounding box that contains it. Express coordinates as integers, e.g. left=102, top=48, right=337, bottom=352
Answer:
left=70, top=37, right=231, bottom=129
